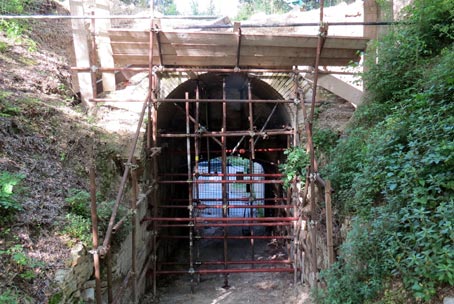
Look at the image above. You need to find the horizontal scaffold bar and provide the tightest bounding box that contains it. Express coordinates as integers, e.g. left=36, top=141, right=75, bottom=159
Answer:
left=156, top=267, right=295, bottom=275
left=160, top=173, right=283, bottom=177
left=157, top=98, right=294, bottom=103
left=159, top=235, right=293, bottom=240
left=167, top=147, right=287, bottom=154
left=170, top=197, right=287, bottom=202
left=158, top=179, right=283, bottom=184
left=157, top=222, right=293, bottom=228
left=158, top=204, right=293, bottom=209
left=142, top=217, right=297, bottom=222
left=160, top=259, right=292, bottom=265
left=158, top=129, right=294, bottom=138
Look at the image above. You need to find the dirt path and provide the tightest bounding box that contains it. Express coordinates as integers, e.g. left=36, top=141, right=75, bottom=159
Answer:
left=144, top=228, right=311, bottom=304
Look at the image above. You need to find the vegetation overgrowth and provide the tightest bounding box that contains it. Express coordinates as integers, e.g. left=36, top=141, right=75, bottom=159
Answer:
left=316, top=0, right=454, bottom=302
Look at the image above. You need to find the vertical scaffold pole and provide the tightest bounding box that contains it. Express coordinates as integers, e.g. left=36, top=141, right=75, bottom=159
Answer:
left=194, top=83, right=201, bottom=284
left=325, top=180, right=334, bottom=266
left=247, top=80, right=255, bottom=268
left=292, top=73, right=299, bottom=285
left=308, top=0, right=326, bottom=290
left=186, top=92, right=195, bottom=292
left=222, top=78, right=229, bottom=289
left=89, top=159, right=102, bottom=304
left=130, top=160, right=138, bottom=303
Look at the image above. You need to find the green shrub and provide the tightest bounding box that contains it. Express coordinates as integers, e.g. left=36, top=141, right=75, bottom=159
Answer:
left=65, top=189, right=91, bottom=218
left=0, top=172, right=24, bottom=224
left=319, top=1, right=454, bottom=302
left=63, top=189, right=130, bottom=247
left=279, top=147, right=309, bottom=189
left=63, top=213, right=92, bottom=247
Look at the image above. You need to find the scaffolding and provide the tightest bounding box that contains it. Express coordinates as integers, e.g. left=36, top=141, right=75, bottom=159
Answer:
left=0, top=0, right=380, bottom=301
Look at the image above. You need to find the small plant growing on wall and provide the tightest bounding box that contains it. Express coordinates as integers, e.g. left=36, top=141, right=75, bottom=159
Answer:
left=279, top=146, right=309, bottom=189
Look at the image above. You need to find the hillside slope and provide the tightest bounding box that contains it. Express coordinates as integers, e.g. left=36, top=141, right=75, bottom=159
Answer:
left=0, top=2, right=125, bottom=302
left=317, top=0, right=454, bottom=303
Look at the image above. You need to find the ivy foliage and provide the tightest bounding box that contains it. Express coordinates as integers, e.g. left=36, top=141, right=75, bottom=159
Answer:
left=318, top=0, right=454, bottom=302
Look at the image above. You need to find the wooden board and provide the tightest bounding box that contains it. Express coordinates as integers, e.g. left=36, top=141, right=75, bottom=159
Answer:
left=108, top=29, right=368, bottom=68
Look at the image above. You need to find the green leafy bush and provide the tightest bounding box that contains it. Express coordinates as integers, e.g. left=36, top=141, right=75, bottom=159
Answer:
left=0, top=172, right=24, bottom=224
left=279, top=147, right=309, bottom=189
left=63, top=213, right=92, bottom=247
left=65, top=189, right=91, bottom=218
left=318, top=0, right=454, bottom=302
left=63, top=189, right=130, bottom=247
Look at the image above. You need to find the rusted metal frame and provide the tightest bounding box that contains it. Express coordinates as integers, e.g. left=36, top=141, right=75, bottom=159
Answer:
left=221, top=77, right=229, bottom=288
left=170, top=102, right=223, bottom=147
left=325, top=180, right=335, bottom=266
left=89, top=12, right=98, bottom=99
left=185, top=91, right=196, bottom=290
left=158, top=129, right=294, bottom=138
left=142, top=217, right=298, bottom=222
left=158, top=222, right=293, bottom=228
left=158, top=179, right=283, bottom=184
left=157, top=268, right=295, bottom=275
left=73, top=66, right=358, bottom=75
left=130, top=162, right=138, bottom=303
left=89, top=164, right=102, bottom=304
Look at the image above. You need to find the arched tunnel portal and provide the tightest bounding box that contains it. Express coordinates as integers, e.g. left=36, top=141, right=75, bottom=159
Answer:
left=146, top=72, right=299, bottom=289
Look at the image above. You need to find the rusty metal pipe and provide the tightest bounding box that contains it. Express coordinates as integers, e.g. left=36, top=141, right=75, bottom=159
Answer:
left=142, top=217, right=297, bottom=222
left=158, top=129, right=294, bottom=138
left=160, top=173, right=283, bottom=177
left=89, top=165, right=102, bottom=304
left=101, top=96, right=148, bottom=251
left=156, top=268, right=295, bottom=275
left=159, top=235, right=293, bottom=240
left=157, top=222, right=293, bottom=228
left=158, top=179, right=283, bottom=184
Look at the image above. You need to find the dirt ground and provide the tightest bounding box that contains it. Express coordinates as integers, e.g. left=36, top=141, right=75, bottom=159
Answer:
left=143, top=228, right=311, bottom=304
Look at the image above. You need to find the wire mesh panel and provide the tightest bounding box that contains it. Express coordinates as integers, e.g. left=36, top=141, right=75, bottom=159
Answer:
left=194, top=157, right=265, bottom=218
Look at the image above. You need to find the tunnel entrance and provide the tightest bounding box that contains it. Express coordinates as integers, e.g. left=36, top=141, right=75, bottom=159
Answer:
left=145, top=72, right=298, bottom=290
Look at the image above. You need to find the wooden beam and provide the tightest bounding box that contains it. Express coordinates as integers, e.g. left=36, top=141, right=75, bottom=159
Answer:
left=112, top=54, right=358, bottom=67
left=96, top=0, right=116, bottom=92
left=69, top=0, right=94, bottom=107
left=234, top=22, right=242, bottom=68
